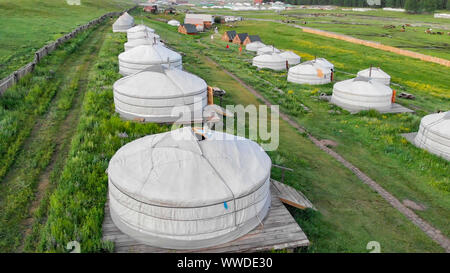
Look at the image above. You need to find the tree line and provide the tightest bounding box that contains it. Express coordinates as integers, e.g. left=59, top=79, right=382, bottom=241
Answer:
left=269, top=0, right=450, bottom=12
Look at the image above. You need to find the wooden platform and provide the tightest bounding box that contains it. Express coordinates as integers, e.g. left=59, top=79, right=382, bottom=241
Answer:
left=322, top=95, right=414, bottom=114
left=102, top=181, right=310, bottom=253
left=271, top=180, right=316, bottom=210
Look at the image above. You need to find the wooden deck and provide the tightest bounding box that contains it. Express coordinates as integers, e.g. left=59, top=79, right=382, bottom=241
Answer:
left=102, top=181, right=310, bottom=253
left=322, top=95, right=414, bottom=114
left=271, top=180, right=316, bottom=210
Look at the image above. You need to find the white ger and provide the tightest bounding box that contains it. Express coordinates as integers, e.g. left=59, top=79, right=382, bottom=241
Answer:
left=112, top=12, right=135, bottom=33
left=331, top=77, right=393, bottom=112
left=107, top=127, right=272, bottom=249
left=113, top=66, right=207, bottom=123
left=287, top=60, right=332, bottom=85
left=357, top=67, right=391, bottom=86
left=118, top=44, right=182, bottom=76
left=414, top=111, right=450, bottom=161
left=252, top=53, right=287, bottom=71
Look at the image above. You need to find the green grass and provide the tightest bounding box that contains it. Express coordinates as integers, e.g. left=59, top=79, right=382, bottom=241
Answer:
left=187, top=6, right=450, bottom=60
left=131, top=13, right=448, bottom=252
left=0, top=21, right=110, bottom=253
left=33, top=27, right=169, bottom=253
left=0, top=0, right=133, bottom=79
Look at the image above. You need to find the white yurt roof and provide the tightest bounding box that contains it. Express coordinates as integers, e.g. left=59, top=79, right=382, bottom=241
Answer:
left=357, top=67, right=391, bottom=86
left=414, top=111, right=450, bottom=161
left=108, top=127, right=272, bottom=249
left=252, top=53, right=286, bottom=71
left=331, top=77, right=393, bottom=111
left=124, top=38, right=163, bottom=51
left=279, top=51, right=301, bottom=65
left=113, top=67, right=206, bottom=123
left=168, top=19, right=181, bottom=26
left=118, top=44, right=182, bottom=76
left=113, top=12, right=135, bottom=32
left=246, top=41, right=266, bottom=52
left=257, top=45, right=281, bottom=55
left=127, top=24, right=155, bottom=34
left=127, top=26, right=159, bottom=41
left=314, top=58, right=334, bottom=71
left=287, top=61, right=332, bottom=85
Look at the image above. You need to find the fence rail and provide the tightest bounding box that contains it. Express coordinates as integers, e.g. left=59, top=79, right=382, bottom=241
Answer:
left=0, top=7, right=135, bottom=96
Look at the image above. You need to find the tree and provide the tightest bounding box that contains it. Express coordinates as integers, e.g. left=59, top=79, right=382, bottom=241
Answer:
left=405, top=0, right=420, bottom=13
left=421, top=0, right=438, bottom=12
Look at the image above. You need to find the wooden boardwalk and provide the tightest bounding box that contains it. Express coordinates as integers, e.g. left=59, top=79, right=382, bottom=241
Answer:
left=102, top=181, right=310, bottom=253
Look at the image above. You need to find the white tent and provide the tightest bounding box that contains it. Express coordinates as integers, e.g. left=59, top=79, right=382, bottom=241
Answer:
left=127, top=25, right=158, bottom=41
left=107, top=127, right=272, bottom=249
left=357, top=67, right=391, bottom=86
left=113, top=67, right=207, bottom=123
left=168, top=19, right=181, bottom=26
left=314, top=58, right=334, bottom=71
left=118, top=44, right=182, bottom=76
left=257, top=45, right=281, bottom=55
left=246, top=41, right=266, bottom=52
left=331, top=77, right=393, bottom=111
left=124, top=38, right=164, bottom=52
left=287, top=60, right=332, bottom=85
left=252, top=53, right=286, bottom=71
left=279, top=51, right=301, bottom=66
left=112, top=12, right=135, bottom=33
left=414, top=111, right=450, bottom=161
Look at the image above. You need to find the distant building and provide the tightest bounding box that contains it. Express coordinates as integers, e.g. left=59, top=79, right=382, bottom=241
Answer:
left=233, top=33, right=248, bottom=45
left=185, top=14, right=214, bottom=25
left=178, top=24, right=198, bottom=35
left=243, top=35, right=262, bottom=45
left=221, top=30, right=236, bottom=42
left=143, top=5, right=158, bottom=13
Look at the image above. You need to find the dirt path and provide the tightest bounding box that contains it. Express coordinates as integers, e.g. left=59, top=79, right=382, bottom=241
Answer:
left=246, top=18, right=450, bottom=67
left=0, top=23, right=109, bottom=253
left=203, top=55, right=450, bottom=253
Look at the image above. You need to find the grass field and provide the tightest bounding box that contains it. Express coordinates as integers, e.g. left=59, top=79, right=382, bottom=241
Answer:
left=0, top=0, right=133, bottom=79
left=129, top=10, right=449, bottom=252
left=192, top=7, right=450, bottom=60
left=0, top=5, right=448, bottom=253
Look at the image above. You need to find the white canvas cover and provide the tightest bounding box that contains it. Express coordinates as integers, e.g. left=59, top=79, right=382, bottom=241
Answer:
left=246, top=41, right=266, bottom=52
left=331, top=77, right=393, bottom=111
left=113, top=12, right=135, bottom=33
left=118, top=44, right=182, bottom=76
left=287, top=61, right=332, bottom=85
left=414, top=111, right=450, bottom=161
left=108, top=127, right=272, bottom=249
left=279, top=51, right=301, bottom=65
left=124, top=38, right=163, bottom=51
left=257, top=45, right=281, bottom=55
left=357, top=67, right=391, bottom=86
left=127, top=25, right=158, bottom=41
left=113, top=67, right=206, bottom=123
left=168, top=19, right=181, bottom=26
left=252, top=53, right=286, bottom=71
left=314, top=58, right=334, bottom=71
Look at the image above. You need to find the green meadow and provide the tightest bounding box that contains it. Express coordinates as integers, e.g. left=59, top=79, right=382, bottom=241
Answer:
left=195, top=6, right=450, bottom=59
left=0, top=0, right=133, bottom=79
left=0, top=3, right=448, bottom=253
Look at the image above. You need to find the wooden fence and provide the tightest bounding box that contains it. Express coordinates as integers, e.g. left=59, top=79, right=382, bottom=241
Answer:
left=0, top=7, right=135, bottom=96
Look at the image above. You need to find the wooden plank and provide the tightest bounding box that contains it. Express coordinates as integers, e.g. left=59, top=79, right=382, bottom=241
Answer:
left=270, top=179, right=316, bottom=210
left=102, top=186, right=309, bottom=253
